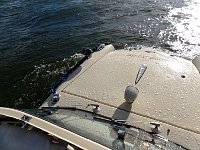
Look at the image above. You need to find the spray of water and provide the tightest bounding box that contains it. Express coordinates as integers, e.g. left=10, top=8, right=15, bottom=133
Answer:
left=14, top=54, right=84, bottom=108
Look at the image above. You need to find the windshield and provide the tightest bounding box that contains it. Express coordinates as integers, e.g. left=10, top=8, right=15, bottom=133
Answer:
left=24, top=108, right=187, bottom=150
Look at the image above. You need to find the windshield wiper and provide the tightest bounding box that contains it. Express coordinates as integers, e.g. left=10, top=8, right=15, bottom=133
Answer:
left=41, top=106, right=128, bottom=126
left=41, top=106, right=77, bottom=111
left=33, top=107, right=187, bottom=149
left=93, top=115, right=187, bottom=149
left=93, top=115, right=127, bottom=125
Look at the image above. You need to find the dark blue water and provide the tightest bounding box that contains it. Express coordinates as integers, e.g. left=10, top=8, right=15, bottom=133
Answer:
left=1, top=0, right=200, bottom=108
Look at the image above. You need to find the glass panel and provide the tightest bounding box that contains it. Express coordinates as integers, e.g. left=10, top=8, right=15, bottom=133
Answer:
left=24, top=108, right=187, bottom=150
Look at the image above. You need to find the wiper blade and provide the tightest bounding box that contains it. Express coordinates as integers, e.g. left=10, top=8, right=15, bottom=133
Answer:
left=42, top=107, right=129, bottom=126
left=41, top=106, right=77, bottom=111
left=93, top=115, right=129, bottom=127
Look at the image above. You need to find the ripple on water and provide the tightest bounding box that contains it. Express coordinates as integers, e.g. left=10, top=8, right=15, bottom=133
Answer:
left=14, top=54, right=83, bottom=108
left=1, top=0, right=200, bottom=108
left=159, top=0, right=200, bottom=59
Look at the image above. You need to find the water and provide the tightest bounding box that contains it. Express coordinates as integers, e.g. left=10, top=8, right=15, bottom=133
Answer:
left=0, top=0, right=200, bottom=108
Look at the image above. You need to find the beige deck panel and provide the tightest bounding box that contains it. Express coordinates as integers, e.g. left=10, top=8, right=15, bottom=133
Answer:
left=56, top=44, right=115, bottom=92
left=41, top=45, right=200, bottom=149
left=61, top=49, right=200, bottom=133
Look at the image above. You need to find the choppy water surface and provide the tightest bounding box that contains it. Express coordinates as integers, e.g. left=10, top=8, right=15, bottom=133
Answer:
left=0, top=0, right=200, bottom=108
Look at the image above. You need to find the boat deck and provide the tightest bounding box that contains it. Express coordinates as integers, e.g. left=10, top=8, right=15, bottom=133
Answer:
left=42, top=44, right=200, bottom=150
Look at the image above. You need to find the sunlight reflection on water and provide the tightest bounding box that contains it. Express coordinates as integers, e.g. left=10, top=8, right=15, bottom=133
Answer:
left=160, top=0, right=200, bottom=59
left=1, top=0, right=200, bottom=107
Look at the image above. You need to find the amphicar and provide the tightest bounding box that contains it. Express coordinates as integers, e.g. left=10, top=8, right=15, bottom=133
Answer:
left=1, top=44, right=200, bottom=150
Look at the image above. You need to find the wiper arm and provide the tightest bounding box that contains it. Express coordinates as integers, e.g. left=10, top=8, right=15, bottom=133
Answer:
left=40, top=106, right=103, bottom=116
left=42, top=106, right=127, bottom=125
left=93, top=115, right=129, bottom=126
left=41, top=106, right=77, bottom=111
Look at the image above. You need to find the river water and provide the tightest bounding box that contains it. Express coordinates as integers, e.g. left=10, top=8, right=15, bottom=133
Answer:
left=0, top=0, right=200, bottom=108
